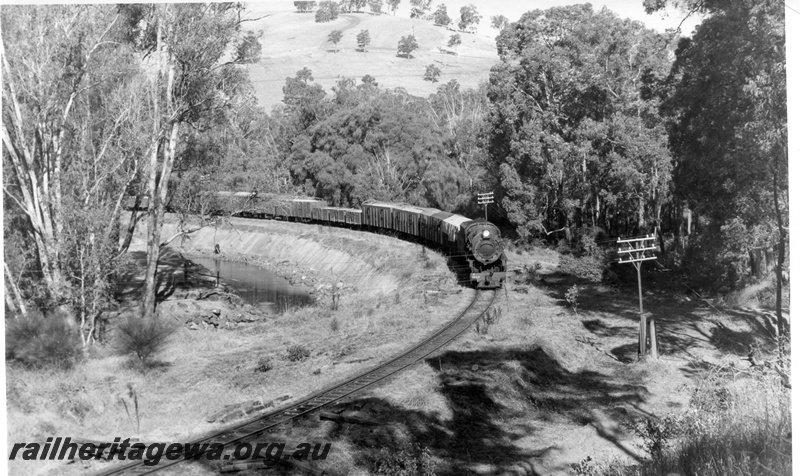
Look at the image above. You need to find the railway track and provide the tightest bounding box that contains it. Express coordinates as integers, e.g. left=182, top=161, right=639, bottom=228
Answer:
left=96, top=288, right=497, bottom=475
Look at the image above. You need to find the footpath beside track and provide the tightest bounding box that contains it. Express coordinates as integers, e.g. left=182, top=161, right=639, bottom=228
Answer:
left=96, top=289, right=497, bottom=475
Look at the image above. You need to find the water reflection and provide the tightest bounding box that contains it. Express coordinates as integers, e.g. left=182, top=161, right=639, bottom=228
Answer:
left=190, top=257, right=314, bottom=314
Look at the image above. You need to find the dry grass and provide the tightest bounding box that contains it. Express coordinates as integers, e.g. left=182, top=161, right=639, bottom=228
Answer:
left=9, top=223, right=789, bottom=475
left=272, top=245, right=791, bottom=475
left=241, top=9, right=499, bottom=110
left=578, top=370, right=791, bottom=476
left=6, top=218, right=468, bottom=476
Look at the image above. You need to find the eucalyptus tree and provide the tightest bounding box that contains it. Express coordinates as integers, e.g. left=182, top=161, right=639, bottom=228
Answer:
left=486, top=5, right=674, bottom=240
left=458, top=4, right=481, bottom=32
left=328, top=29, right=343, bottom=52
left=357, top=29, right=371, bottom=52
left=433, top=4, right=451, bottom=26
left=2, top=5, right=147, bottom=340
left=656, top=0, right=787, bottom=330
left=118, top=3, right=261, bottom=320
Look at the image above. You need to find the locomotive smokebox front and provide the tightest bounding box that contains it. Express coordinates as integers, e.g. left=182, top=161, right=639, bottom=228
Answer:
left=465, top=221, right=503, bottom=264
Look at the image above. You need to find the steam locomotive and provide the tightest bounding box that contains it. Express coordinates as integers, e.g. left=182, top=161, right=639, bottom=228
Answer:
left=214, top=192, right=507, bottom=289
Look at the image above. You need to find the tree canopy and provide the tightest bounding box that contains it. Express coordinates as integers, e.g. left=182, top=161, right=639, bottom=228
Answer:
left=434, top=4, right=451, bottom=26
left=397, top=34, right=419, bottom=58
left=487, top=5, right=674, bottom=240
left=458, top=4, right=481, bottom=32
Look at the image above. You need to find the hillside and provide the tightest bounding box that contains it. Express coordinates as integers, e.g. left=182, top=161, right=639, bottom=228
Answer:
left=244, top=10, right=499, bottom=110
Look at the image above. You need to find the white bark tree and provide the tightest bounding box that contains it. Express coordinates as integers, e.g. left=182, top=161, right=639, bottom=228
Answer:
left=2, top=6, right=145, bottom=328
left=132, top=4, right=262, bottom=319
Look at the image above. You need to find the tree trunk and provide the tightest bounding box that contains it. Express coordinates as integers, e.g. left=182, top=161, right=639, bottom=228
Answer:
left=142, top=17, right=164, bottom=320
left=4, top=261, right=27, bottom=317
left=142, top=14, right=180, bottom=320
left=772, top=167, right=786, bottom=350
left=685, top=205, right=692, bottom=236
left=749, top=248, right=763, bottom=278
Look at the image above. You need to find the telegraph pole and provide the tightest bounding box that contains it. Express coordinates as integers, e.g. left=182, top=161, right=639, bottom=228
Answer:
left=617, top=234, right=658, bottom=360
left=477, top=192, right=493, bottom=220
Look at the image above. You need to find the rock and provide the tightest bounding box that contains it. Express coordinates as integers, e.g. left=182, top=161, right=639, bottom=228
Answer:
left=212, top=309, right=221, bottom=316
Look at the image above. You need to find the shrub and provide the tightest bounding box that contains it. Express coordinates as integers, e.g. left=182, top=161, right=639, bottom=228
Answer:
left=373, top=443, right=435, bottom=476
left=593, top=368, right=791, bottom=475
left=626, top=416, right=681, bottom=462
left=423, top=64, right=441, bottom=82
left=6, top=310, right=82, bottom=369
left=524, top=261, right=543, bottom=284
left=114, top=315, right=174, bottom=365
left=315, top=1, right=339, bottom=22
left=254, top=356, right=273, bottom=373
left=560, top=254, right=605, bottom=282
left=682, top=217, right=770, bottom=292
left=475, top=305, right=502, bottom=334
left=286, top=344, right=311, bottom=362
left=565, top=285, right=579, bottom=313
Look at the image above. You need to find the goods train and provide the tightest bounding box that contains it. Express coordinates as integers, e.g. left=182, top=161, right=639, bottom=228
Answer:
left=212, top=192, right=506, bottom=288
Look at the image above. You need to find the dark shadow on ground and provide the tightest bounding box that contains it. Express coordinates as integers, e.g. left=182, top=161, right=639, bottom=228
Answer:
left=538, top=265, right=781, bottom=370
left=116, top=249, right=211, bottom=304
left=308, top=345, right=645, bottom=475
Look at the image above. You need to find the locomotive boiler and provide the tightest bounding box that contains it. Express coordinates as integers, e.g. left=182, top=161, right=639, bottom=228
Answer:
left=464, top=220, right=506, bottom=289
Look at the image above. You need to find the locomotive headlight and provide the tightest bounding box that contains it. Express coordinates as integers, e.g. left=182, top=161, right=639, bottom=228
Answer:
left=483, top=230, right=490, bottom=238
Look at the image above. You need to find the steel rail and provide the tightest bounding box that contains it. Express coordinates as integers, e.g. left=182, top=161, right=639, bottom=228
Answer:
left=95, top=289, right=497, bottom=475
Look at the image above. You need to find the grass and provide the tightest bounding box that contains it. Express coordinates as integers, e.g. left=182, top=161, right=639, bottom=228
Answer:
left=262, top=245, right=791, bottom=475
left=576, top=369, right=791, bottom=476
left=9, top=222, right=790, bottom=475
left=6, top=217, right=468, bottom=476
left=241, top=7, right=499, bottom=110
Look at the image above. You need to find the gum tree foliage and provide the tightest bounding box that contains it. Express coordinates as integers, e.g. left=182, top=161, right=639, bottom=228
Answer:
left=175, top=88, right=291, bottom=213
left=490, top=14, right=508, bottom=30
left=340, top=0, right=367, bottom=13
left=410, top=0, right=432, bottom=18
left=369, top=0, right=384, bottom=14
left=294, top=1, right=318, bottom=13
left=433, top=4, right=451, bottom=26
left=357, top=29, right=371, bottom=51
left=282, top=68, right=328, bottom=131
left=423, top=64, right=441, bottom=82
left=655, top=0, right=787, bottom=327
left=426, top=80, right=488, bottom=174
left=486, top=5, right=674, bottom=241
left=315, top=1, right=339, bottom=22
left=458, top=4, right=481, bottom=32
left=277, top=73, right=467, bottom=210
left=2, top=4, right=261, bottom=330
left=397, top=34, right=419, bottom=58
left=447, top=33, right=461, bottom=50
left=424, top=80, right=491, bottom=211
left=1, top=5, right=148, bottom=341
left=118, top=3, right=261, bottom=320
left=328, top=29, right=343, bottom=52
left=387, top=0, right=401, bottom=15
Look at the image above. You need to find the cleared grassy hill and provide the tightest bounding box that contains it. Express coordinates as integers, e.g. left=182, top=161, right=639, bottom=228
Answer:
left=245, top=10, right=499, bottom=110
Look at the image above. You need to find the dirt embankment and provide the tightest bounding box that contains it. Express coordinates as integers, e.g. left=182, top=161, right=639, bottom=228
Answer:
left=126, top=216, right=451, bottom=304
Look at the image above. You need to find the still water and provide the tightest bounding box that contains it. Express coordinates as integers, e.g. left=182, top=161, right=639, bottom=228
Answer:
left=190, top=257, right=314, bottom=314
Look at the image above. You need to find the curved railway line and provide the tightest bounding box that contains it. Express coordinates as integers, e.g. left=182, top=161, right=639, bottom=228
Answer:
left=96, top=288, right=498, bottom=475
